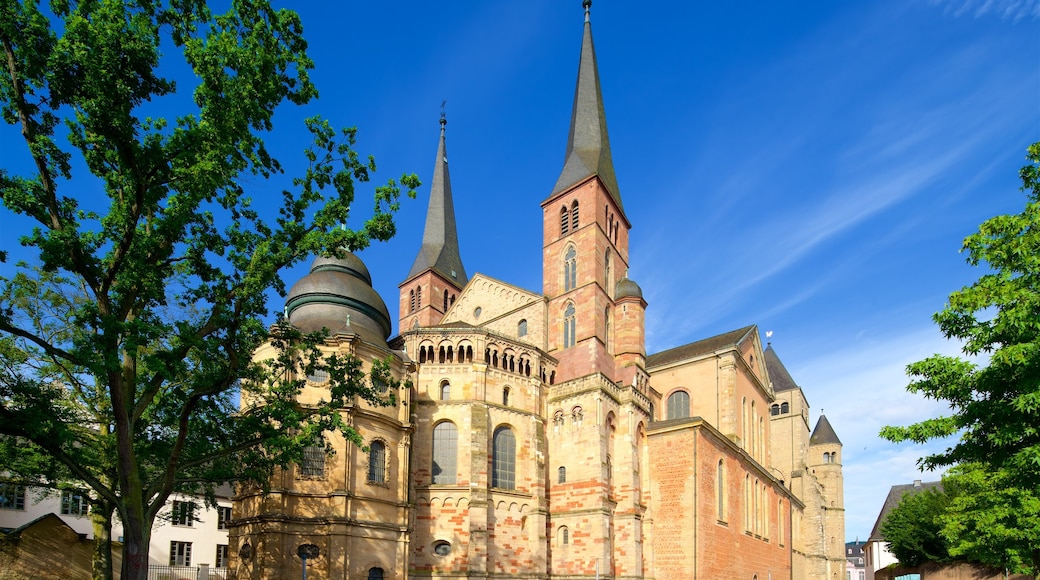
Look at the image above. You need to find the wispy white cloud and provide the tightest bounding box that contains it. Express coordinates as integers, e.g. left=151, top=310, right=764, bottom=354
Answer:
left=931, top=0, right=1040, bottom=21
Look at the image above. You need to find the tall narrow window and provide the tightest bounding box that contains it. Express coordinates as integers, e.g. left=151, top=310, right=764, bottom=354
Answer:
left=443, top=291, right=449, bottom=311
left=409, top=289, right=415, bottom=312
left=416, top=286, right=422, bottom=307
left=432, top=422, right=458, bottom=484
left=172, top=500, right=195, bottom=527
left=561, top=527, right=569, bottom=545
left=503, top=387, right=510, bottom=406
left=604, top=306, right=611, bottom=351
left=605, top=250, right=613, bottom=297
left=492, top=427, right=516, bottom=490
left=560, top=206, right=570, bottom=235
left=564, top=246, right=577, bottom=291
left=517, top=319, right=528, bottom=337
left=216, top=544, right=229, bottom=568
left=571, top=201, right=579, bottom=230
left=439, top=380, right=450, bottom=400
left=781, top=402, right=789, bottom=414
left=558, top=466, right=567, bottom=484
left=368, top=440, right=386, bottom=483
left=666, top=391, right=690, bottom=420
left=717, top=460, right=726, bottom=520
left=778, top=499, right=785, bottom=545
left=563, top=303, right=576, bottom=348
left=745, top=475, right=752, bottom=531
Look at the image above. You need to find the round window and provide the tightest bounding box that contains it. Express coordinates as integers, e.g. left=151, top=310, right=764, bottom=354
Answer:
left=473, top=307, right=482, bottom=318
left=433, top=541, right=451, bottom=556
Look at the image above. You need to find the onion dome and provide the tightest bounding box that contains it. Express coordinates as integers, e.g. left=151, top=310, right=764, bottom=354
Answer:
left=615, top=276, right=643, bottom=300
left=285, top=252, right=392, bottom=344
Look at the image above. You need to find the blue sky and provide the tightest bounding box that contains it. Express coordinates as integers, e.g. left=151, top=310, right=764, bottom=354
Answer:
left=2, top=0, right=1038, bottom=542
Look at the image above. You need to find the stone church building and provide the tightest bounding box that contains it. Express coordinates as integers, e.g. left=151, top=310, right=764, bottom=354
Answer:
left=231, top=3, right=845, bottom=579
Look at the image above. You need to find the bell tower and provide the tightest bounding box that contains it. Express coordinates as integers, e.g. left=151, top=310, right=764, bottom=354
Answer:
left=399, top=113, right=468, bottom=331
left=542, top=0, right=637, bottom=384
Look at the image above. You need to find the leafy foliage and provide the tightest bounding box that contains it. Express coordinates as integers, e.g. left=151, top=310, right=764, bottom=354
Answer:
left=0, top=2, right=417, bottom=579
left=880, top=142, right=1040, bottom=480
left=881, top=485, right=953, bottom=567
left=939, top=464, right=1040, bottom=577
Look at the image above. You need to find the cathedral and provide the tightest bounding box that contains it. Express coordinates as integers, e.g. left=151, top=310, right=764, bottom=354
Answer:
left=230, top=3, right=845, bottom=579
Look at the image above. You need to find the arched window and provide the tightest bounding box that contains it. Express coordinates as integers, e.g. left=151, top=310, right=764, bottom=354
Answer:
left=503, top=387, right=510, bottom=406
left=563, top=303, right=576, bottom=348
left=409, top=289, right=416, bottom=312
left=432, top=422, right=458, bottom=484
left=605, top=250, right=613, bottom=298
left=443, top=291, right=448, bottom=311
left=564, top=246, right=577, bottom=291
left=518, top=319, right=528, bottom=337
left=717, top=459, right=726, bottom=520
left=560, top=526, right=569, bottom=545
left=778, top=499, right=785, bottom=545
left=558, top=466, right=567, bottom=484
left=368, top=441, right=386, bottom=483
left=368, top=568, right=384, bottom=580
left=666, top=391, right=690, bottom=420
left=744, top=475, right=752, bottom=531
left=416, top=286, right=422, bottom=308
left=604, top=305, right=611, bottom=351
left=560, top=206, right=570, bottom=235
left=492, top=427, right=516, bottom=490
left=823, top=452, right=833, bottom=463
left=439, top=380, right=450, bottom=401
left=781, top=401, right=789, bottom=414
left=570, top=200, right=579, bottom=230
left=770, top=403, right=780, bottom=416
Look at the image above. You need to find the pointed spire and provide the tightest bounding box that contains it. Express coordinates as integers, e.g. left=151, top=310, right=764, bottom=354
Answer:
left=764, top=345, right=799, bottom=392
left=810, top=414, right=842, bottom=446
left=405, top=112, right=468, bottom=288
left=548, top=0, right=623, bottom=214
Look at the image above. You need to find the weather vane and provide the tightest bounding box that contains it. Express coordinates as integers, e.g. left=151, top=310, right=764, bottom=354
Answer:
left=440, top=100, right=447, bottom=126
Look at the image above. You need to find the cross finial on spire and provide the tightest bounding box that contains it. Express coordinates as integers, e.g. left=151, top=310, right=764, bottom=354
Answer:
left=440, top=100, right=447, bottom=128
left=583, top=0, right=591, bottom=22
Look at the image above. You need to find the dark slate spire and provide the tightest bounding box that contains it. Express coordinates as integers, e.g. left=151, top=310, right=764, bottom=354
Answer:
left=764, top=345, right=799, bottom=392
left=405, top=113, right=468, bottom=288
left=810, top=415, right=842, bottom=446
left=548, top=0, right=623, bottom=214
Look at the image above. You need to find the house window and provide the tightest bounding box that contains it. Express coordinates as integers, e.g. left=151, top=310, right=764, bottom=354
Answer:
left=368, top=440, right=387, bottom=483
left=492, top=426, right=516, bottom=490
left=517, top=319, right=528, bottom=337
left=432, top=422, right=458, bottom=485
left=61, top=489, right=90, bottom=516
left=300, top=445, right=325, bottom=477
left=172, top=500, right=195, bottom=527
left=170, top=541, right=192, bottom=567
left=216, top=544, right=229, bottom=568
left=564, top=246, right=577, bottom=291
left=667, top=391, right=690, bottom=420
left=563, top=303, right=576, bottom=348
left=440, top=380, right=450, bottom=400
left=368, top=568, right=385, bottom=580
left=560, top=206, right=570, bottom=235
left=0, top=482, right=26, bottom=510
left=217, top=506, right=232, bottom=530
left=558, top=466, right=567, bottom=484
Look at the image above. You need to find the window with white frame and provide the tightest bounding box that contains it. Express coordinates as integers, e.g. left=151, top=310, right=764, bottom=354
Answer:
left=61, top=489, right=90, bottom=516
left=170, top=541, right=192, bottom=566
left=217, top=506, right=232, bottom=529
left=172, top=500, right=195, bottom=527
left=0, top=482, right=26, bottom=511
left=216, top=544, right=229, bottom=568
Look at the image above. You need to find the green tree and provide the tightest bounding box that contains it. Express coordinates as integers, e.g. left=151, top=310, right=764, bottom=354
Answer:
left=881, top=485, right=953, bottom=567
left=939, top=464, right=1040, bottom=578
left=880, top=141, right=1040, bottom=578
left=880, top=143, right=1040, bottom=480
left=0, top=2, right=417, bottom=580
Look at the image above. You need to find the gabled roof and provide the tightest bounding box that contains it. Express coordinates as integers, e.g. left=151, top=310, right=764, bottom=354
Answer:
left=868, top=480, right=942, bottom=541
left=547, top=2, right=623, bottom=217
left=646, top=325, right=756, bottom=369
left=405, top=117, right=468, bottom=289
left=764, top=345, right=799, bottom=392
left=810, top=414, right=842, bottom=446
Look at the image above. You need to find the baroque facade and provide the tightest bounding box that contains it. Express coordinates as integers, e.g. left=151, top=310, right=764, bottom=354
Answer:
left=230, top=3, right=845, bottom=579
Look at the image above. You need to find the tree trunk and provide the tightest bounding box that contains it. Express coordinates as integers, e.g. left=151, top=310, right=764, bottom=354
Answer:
left=90, top=501, right=114, bottom=580
left=119, top=514, right=151, bottom=580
